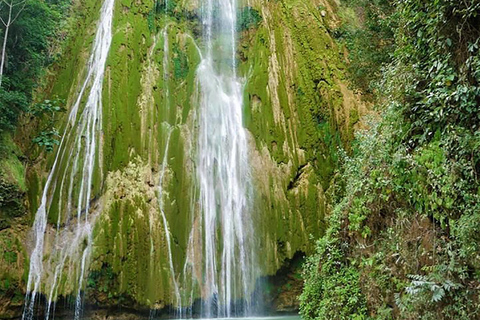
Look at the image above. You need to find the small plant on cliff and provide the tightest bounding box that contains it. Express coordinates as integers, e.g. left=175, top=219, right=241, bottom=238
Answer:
left=30, top=98, right=65, bottom=152
left=237, top=7, right=261, bottom=32
left=0, top=86, right=27, bottom=133
left=335, top=0, right=397, bottom=94
left=154, top=0, right=177, bottom=16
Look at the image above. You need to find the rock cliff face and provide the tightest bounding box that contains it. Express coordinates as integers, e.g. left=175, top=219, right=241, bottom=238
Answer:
left=0, top=0, right=364, bottom=316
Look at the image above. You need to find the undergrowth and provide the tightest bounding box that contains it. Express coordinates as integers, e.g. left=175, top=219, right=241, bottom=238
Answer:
left=301, top=0, right=480, bottom=319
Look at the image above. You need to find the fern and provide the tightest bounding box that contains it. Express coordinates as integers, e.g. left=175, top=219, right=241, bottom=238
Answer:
left=406, top=274, right=462, bottom=303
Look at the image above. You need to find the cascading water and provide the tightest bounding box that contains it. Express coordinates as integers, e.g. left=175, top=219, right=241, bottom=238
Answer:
left=22, top=0, right=256, bottom=317
left=22, top=0, right=115, bottom=319
left=185, top=0, right=257, bottom=316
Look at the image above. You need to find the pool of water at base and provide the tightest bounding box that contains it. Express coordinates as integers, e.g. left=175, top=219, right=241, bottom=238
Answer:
left=170, top=317, right=301, bottom=320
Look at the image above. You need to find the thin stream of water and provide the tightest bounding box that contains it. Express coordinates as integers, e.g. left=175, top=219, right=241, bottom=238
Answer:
left=22, top=1, right=115, bottom=319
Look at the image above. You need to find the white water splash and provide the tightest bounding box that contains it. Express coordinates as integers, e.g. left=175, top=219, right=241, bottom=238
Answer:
left=22, top=0, right=115, bottom=319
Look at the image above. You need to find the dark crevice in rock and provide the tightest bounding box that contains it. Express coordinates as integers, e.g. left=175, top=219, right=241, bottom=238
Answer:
left=253, top=251, right=306, bottom=314
left=287, top=164, right=309, bottom=190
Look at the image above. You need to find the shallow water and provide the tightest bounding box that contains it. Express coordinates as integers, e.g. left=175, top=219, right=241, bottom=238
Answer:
left=166, top=316, right=301, bottom=320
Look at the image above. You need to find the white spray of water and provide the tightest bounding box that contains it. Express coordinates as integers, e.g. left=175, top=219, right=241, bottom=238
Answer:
left=22, top=0, right=115, bottom=319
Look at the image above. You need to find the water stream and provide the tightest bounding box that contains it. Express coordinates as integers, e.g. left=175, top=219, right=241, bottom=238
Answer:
left=190, top=0, right=256, bottom=316
left=22, top=0, right=115, bottom=319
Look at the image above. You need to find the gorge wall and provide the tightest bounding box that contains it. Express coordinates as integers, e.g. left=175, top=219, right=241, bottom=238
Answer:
left=0, top=0, right=365, bottom=316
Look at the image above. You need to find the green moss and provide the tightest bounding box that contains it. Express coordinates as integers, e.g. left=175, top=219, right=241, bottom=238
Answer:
left=47, top=0, right=103, bottom=106
left=0, top=230, right=27, bottom=301
left=236, top=0, right=361, bottom=274
left=103, top=16, right=148, bottom=171
left=93, top=194, right=172, bottom=306
left=0, top=136, right=26, bottom=227
left=173, top=45, right=189, bottom=79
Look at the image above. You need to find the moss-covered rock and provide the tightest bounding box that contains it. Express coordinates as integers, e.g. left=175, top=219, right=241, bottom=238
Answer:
left=0, top=222, right=28, bottom=319
left=0, top=135, right=27, bottom=230
left=239, top=0, right=364, bottom=275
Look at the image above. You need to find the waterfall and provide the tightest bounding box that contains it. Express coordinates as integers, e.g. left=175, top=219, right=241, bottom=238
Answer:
left=21, top=0, right=257, bottom=317
left=22, top=0, right=115, bottom=319
left=191, top=0, right=256, bottom=316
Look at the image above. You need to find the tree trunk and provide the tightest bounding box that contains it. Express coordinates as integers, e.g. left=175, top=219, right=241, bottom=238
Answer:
left=0, top=4, right=12, bottom=87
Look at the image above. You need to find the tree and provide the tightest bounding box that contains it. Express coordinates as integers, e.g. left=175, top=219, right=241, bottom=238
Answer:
left=0, top=0, right=26, bottom=87
left=0, top=0, right=64, bottom=135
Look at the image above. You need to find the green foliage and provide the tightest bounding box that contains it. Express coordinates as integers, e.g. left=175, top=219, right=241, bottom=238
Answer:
left=173, top=46, right=189, bottom=79
left=0, top=134, right=26, bottom=226
left=237, top=7, right=262, bottom=32
left=394, top=0, right=480, bottom=145
left=0, top=87, right=28, bottom=133
left=300, top=210, right=368, bottom=320
left=30, top=98, right=65, bottom=116
left=0, top=147, right=26, bottom=227
left=87, top=264, right=116, bottom=294
left=404, top=274, right=462, bottom=304
left=0, top=176, right=24, bottom=220
left=154, top=0, right=177, bottom=16
left=147, top=0, right=179, bottom=31
left=395, top=249, right=478, bottom=320
left=2, top=238, right=18, bottom=264
left=32, top=129, right=60, bottom=152
left=0, top=0, right=70, bottom=138
left=302, top=0, right=480, bottom=319
left=30, top=98, right=64, bottom=152
left=335, top=0, right=397, bottom=93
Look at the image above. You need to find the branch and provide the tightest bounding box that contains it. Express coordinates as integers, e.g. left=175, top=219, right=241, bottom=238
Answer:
left=11, top=0, right=25, bottom=7
left=1, top=0, right=13, bottom=9
left=11, top=0, right=26, bottom=24
left=0, top=0, right=13, bottom=27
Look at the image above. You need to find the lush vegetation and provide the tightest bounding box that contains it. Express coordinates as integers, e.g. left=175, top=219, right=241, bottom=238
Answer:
left=334, top=0, right=397, bottom=94
left=0, top=0, right=69, bottom=141
left=0, top=0, right=70, bottom=227
left=301, top=0, right=480, bottom=319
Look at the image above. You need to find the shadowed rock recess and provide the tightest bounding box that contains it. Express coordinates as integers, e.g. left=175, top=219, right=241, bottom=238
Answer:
left=0, top=0, right=364, bottom=318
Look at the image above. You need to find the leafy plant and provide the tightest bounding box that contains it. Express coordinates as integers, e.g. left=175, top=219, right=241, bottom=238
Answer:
left=30, top=98, right=65, bottom=116
left=301, top=0, right=480, bottom=319
left=0, top=0, right=70, bottom=140
left=0, top=85, right=28, bottom=133
left=32, top=128, right=60, bottom=152
left=300, top=209, right=368, bottom=320
left=237, top=7, right=261, bottom=32
left=30, top=98, right=64, bottom=152
left=173, top=46, right=189, bottom=79
left=154, top=0, right=177, bottom=16
left=405, top=274, right=462, bottom=303
left=335, top=0, right=397, bottom=93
